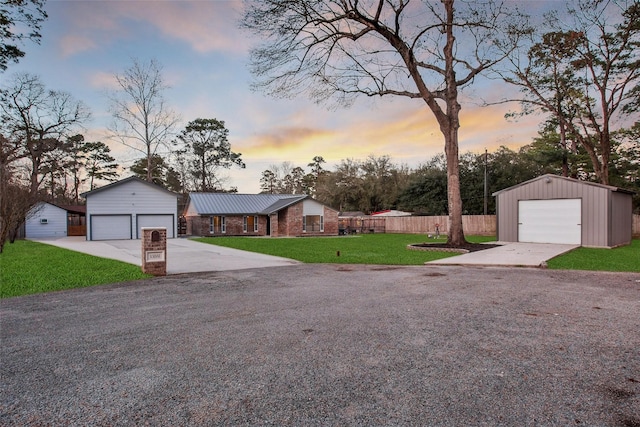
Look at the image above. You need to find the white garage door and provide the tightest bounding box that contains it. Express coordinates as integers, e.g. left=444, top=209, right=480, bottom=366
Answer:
left=518, top=199, right=581, bottom=244
left=137, top=214, right=174, bottom=238
left=91, top=215, right=132, bottom=240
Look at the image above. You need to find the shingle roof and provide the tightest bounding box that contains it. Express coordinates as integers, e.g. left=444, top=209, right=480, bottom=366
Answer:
left=187, top=193, right=308, bottom=215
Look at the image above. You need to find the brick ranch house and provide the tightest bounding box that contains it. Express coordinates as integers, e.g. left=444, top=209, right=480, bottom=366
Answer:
left=183, top=193, right=339, bottom=237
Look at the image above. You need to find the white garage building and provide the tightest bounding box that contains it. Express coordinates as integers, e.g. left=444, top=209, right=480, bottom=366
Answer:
left=82, top=177, right=178, bottom=241
left=493, top=174, right=634, bottom=248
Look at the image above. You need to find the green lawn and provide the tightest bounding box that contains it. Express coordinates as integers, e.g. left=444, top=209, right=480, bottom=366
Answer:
left=547, top=239, right=640, bottom=272
left=0, top=240, right=151, bottom=298
left=194, top=234, right=496, bottom=265
left=3, top=235, right=635, bottom=299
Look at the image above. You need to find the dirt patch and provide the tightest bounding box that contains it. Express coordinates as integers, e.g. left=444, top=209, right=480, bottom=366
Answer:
left=408, top=243, right=502, bottom=253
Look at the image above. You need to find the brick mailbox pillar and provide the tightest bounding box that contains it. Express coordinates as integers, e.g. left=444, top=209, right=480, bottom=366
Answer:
left=141, top=227, right=167, bottom=276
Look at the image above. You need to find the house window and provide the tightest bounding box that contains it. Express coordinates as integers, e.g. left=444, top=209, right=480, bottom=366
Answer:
left=210, top=215, right=225, bottom=234
left=303, top=215, right=323, bottom=232
left=243, top=215, right=258, bottom=233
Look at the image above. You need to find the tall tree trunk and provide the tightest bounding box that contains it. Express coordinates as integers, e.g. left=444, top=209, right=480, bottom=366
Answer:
left=444, top=127, right=465, bottom=245
left=442, top=0, right=465, bottom=246
left=146, top=146, right=153, bottom=182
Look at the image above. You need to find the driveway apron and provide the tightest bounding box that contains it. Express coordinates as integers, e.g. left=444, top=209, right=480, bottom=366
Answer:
left=31, top=237, right=299, bottom=274
left=426, top=242, right=579, bottom=267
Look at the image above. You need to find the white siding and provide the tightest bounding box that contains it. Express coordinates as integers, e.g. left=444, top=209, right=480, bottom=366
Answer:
left=25, top=203, right=67, bottom=238
left=302, top=199, right=324, bottom=215
left=86, top=180, right=177, bottom=240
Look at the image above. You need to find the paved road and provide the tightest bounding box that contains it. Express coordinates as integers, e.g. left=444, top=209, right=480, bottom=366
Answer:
left=2, top=265, right=639, bottom=426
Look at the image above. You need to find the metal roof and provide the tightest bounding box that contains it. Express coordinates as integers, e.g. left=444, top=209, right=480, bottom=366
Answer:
left=492, top=174, right=636, bottom=196
left=187, top=193, right=307, bottom=215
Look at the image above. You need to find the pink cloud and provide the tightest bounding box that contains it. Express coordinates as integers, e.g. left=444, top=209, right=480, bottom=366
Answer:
left=57, top=1, right=247, bottom=58
left=59, top=35, right=96, bottom=57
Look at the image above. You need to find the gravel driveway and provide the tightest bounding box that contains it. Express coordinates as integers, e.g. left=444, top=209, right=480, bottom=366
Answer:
left=1, top=265, right=639, bottom=426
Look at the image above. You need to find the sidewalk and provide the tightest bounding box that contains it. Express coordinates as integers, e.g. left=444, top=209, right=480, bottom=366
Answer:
left=426, top=242, right=579, bottom=267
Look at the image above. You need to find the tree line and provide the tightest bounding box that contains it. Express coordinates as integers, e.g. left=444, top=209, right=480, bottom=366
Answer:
left=263, top=132, right=640, bottom=216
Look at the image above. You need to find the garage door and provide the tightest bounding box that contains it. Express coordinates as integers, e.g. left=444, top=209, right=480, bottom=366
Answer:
left=137, top=214, right=174, bottom=238
left=518, top=199, right=581, bottom=244
left=91, top=215, right=132, bottom=240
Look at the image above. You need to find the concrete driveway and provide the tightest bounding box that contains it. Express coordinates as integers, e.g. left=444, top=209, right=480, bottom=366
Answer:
left=1, top=265, right=638, bottom=425
left=31, top=237, right=299, bottom=274
left=427, top=242, right=579, bottom=267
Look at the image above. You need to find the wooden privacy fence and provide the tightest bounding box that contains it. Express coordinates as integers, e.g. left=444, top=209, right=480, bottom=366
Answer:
left=385, top=215, right=496, bottom=236
left=339, top=215, right=497, bottom=236
left=342, top=214, right=640, bottom=237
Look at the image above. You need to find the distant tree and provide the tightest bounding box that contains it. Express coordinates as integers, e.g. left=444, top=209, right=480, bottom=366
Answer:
left=325, top=158, right=363, bottom=212
left=299, top=156, right=325, bottom=197
left=0, top=0, right=48, bottom=71
left=397, top=155, right=448, bottom=215
left=82, top=141, right=119, bottom=192
left=316, top=155, right=406, bottom=213
left=242, top=0, right=531, bottom=245
left=174, top=118, right=245, bottom=192
left=0, top=73, right=90, bottom=197
left=502, top=0, right=640, bottom=185
left=108, top=58, right=180, bottom=182
left=360, top=155, right=407, bottom=213
left=259, top=169, right=277, bottom=194
left=130, top=154, right=181, bottom=192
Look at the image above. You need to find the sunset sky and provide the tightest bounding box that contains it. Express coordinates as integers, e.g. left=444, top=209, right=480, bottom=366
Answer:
left=8, top=0, right=548, bottom=193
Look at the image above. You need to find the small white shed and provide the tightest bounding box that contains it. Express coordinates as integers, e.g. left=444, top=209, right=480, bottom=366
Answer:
left=25, top=202, right=68, bottom=238
left=81, top=177, right=178, bottom=241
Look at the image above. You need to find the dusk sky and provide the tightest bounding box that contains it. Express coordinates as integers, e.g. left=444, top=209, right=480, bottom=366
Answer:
left=7, top=0, right=549, bottom=193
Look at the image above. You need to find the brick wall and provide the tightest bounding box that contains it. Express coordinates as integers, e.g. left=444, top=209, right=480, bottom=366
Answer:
left=279, top=203, right=303, bottom=236
left=185, top=203, right=339, bottom=238
left=186, top=215, right=269, bottom=237
left=141, top=228, right=166, bottom=276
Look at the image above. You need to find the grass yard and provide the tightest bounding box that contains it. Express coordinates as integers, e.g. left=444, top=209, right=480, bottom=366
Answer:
left=0, top=240, right=151, bottom=298
left=547, top=239, right=640, bottom=272
left=194, top=234, right=496, bottom=265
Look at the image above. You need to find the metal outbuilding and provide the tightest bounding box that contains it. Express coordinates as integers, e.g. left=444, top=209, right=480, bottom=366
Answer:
left=493, top=174, right=634, bottom=248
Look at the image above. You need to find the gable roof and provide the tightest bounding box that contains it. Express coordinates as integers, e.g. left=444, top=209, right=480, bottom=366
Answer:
left=80, top=176, right=178, bottom=198
left=187, top=193, right=308, bottom=215
left=492, top=174, right=636, bottom=196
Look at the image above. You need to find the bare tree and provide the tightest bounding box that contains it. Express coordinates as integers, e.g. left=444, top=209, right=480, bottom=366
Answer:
left=108, top=58, right=180, bottom=182
left=242, top=0, right=530, bottom=245
left=0, top=72, right=90, bottom=197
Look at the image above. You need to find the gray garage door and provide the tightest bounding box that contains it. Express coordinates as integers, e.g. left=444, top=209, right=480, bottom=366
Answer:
left=137, top=214, right=174, bottom=238
left=518, top=199, right=581, bottom=244
left=91, top=215, right=132, bottom=240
